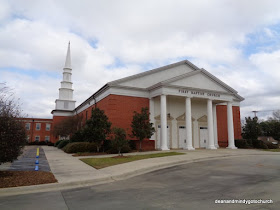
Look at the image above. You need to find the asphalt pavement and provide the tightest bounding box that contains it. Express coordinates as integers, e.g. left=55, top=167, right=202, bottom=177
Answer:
left=0, top=155, right=279, bottom=210
left=9, top=146, right=51, bottom=172
left=1, top=146, right=280, bottom=197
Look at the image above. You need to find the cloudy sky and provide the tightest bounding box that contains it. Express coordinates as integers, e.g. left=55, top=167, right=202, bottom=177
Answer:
left=0, top=0, right=280, bottom=120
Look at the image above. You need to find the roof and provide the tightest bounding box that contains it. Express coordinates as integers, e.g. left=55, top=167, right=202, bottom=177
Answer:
left=74, top=59, right=244, bottom=111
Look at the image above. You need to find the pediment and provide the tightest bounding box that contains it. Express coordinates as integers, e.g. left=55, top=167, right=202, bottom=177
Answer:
left=197, top=115, right=207, bottom=122
left=176, top=113, right=195, bottom=121
left=109, top=61, right=198, bottom=89
left=155, top=114, right=174, bottom=121
left=166, top=71, right=229, bottom=93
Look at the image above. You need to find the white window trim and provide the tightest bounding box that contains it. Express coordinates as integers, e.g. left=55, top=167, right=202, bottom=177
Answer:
left=25, top=123, right=30, bottom=130
left=36, top=123, right=41, bottom=130
left=35, top=136, right=40, bottom=141
left=46, top=124, right=51, bottom=131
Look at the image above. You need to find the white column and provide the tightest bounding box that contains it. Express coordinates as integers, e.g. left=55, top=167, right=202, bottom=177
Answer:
left=193, top=120, right=199, bottom=148
left=149, top=98, right=155, bottom=141
left=207, top=99, right=216, bottom=149
left=226, top=102, right=237, bottom=149
left=213, top=104, right=219, bottom=148
left=160, top=95, right=169, bottom=150
left=185, top=97, right=194, bottom=150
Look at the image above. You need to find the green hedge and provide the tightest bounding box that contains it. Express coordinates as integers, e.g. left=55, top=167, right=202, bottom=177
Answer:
left=70, top=130, right=85, bottom=143
left=265, top=142, right=278, bottom=149
left=100, top=140, right=134, bottom=154
left=235, top=139, right=279, bottom=149
left=234, top=139, right=250, bottom=148
left=108, top=144, right=131, bottom=154
left=57, top=140, right=70, bottom=149
left=28, top=141, right=47, bottom=145
left=252, top=140, right=268, bottom=149
left=54, top=140, right=62, bottom=147
left=47, top=142, right=54, bottom=146
left=128, top=140, right=137, bottom=150
left=63, top=142, right=97, bottom=153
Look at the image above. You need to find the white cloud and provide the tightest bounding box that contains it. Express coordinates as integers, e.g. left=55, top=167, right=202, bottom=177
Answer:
left=1, top=0, right=280, bottom=119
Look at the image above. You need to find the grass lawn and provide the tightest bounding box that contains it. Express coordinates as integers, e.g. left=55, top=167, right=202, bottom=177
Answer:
left=263, top=148, right=280, bottom=152
left=81, top=152, right=185, bottom=169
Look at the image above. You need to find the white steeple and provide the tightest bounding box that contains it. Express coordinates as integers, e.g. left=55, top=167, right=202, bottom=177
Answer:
left=64, top=42, right=71, bottom=69
left=54, top=42, right=76, bottom=112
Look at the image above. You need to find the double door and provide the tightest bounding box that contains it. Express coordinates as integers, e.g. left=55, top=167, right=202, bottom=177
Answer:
left=200, top=127, right=208, bottom=148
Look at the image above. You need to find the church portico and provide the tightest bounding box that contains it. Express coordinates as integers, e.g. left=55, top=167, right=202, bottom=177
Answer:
left=151, top=92, right=239, bottom=151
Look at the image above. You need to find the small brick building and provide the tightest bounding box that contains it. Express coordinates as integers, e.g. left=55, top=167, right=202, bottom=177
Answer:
left=22, top=118, right=52, bottom=143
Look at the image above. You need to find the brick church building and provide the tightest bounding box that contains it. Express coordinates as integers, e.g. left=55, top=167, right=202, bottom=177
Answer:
left=27, top=43, right=244, bottom=150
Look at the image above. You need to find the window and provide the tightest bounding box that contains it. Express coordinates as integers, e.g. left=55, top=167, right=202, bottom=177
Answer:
left=46, top=123, right=51, bottom=131
left=35, top=136, right=40, bottom=141
left=25, top=123, right=30, bottom=130
left=36, top=123, right=41, bottom=130
left=26, top=135, right=30, bottom=142
left=45, top=136, right=50, bottom=142
left=86, top=111, right=88, bottom=120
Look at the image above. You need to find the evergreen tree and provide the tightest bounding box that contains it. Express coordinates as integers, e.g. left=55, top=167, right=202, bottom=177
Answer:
left=242, top=117, right=261, bottom=140
left=131, top=107, right=155, bottom=151
left=83, top=107, right=111, bottom=152
left=111, top=127, right=128, bottom=156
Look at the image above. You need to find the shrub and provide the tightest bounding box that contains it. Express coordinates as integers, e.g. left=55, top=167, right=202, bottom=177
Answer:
left=47, top=142, right=54, bottom=146
left=265, top=142, right=278, bottom=149
left=235, top=139, right=249, bottom=148
left=54, top=140, right=62, bottom=147
left=246, top=139, right=253, bottom=147
left=252, top=140, right=268, bottom=149
left=70, top=130, right=85, bottom=143
left=0, top=84, right=26, bottom=165
left=101, top=140, right=112, bottom=152
left=110, top=127, right=129, bottom=156
left=128, top=140, right=137, bottom=150
left=57, top=140, right=69, bottom=149
left=28, top=141, right=47, bottom=146
left=101, top=140, right=135, bottom=153
left=63, top=142, right=97, bottom=153
left=108, top=144, right=131, bottom=154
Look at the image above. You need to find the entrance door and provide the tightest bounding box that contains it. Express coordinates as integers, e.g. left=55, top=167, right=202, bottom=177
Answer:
left=156, top=125, right=170, bottom=149
left=178, top=126, right=186, bottom=148
left=200, top=127, right=208, bottom=148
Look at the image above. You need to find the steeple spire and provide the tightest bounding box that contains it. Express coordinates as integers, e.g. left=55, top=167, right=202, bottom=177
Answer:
left=64, top=41, right=71, bottom=69
left=52, top=42, right=76, bottom=112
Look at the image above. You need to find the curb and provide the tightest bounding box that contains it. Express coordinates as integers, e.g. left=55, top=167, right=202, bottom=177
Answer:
left=0, top=153, right=279, bottom=197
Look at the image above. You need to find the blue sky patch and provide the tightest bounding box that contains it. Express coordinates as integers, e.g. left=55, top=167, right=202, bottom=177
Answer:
left=0, top=67, right=59, bottom=79
left=242, top=24, right=280, bottom=57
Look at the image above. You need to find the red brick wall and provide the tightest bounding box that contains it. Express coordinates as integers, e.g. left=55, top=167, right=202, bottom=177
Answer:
left=23, top=118, right=53, bottom=143
left=77, top=94, right=155, bottom=150
left=216, top=105, right=242, bottom=147
left=52, top=116, right=69, bottom=142
left=135, top=140, right=156, bottom=151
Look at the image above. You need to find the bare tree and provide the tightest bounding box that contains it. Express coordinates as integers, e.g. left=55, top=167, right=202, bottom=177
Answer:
left=52, top=115, right=83, bottom=140
left=272, top=110, right=280, bottom=121
left=0, top=83, right=26, bottom=165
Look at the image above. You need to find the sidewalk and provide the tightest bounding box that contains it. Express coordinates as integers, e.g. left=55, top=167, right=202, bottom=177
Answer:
left=0, top=146, right=279, bottom=197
